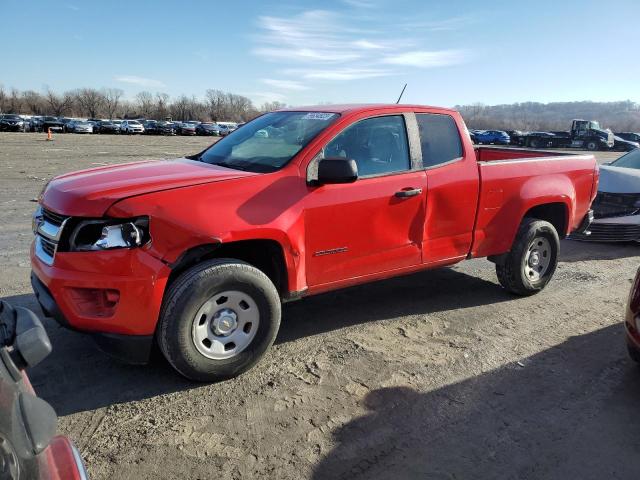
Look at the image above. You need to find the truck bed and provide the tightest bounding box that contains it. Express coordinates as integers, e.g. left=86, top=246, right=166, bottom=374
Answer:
left=471, top=147, right=598, bottom=258
left=474, top=146, right=575, bottom=162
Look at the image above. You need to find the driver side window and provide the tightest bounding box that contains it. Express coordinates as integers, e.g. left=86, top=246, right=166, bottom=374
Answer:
left=323, top=115, right=411, bottom=177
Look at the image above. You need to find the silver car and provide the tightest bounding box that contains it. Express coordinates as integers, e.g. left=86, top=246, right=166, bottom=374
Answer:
left=68, top=120, right=94, bottom=133
left=572, top=149, right=640, bottom=242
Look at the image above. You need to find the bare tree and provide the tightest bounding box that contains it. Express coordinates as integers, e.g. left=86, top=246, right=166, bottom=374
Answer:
left=45, top=89, right=73, bottom=116
left=260, top=101, right=286, bottom=113
left=102, top=88, right=123, bottom=119
left=0, top=85, right=6, bottom=113
left=6, top=88, right=22, bottom=113
left=154, top=92, right=170, bottom=119
left=135, top=91, right=154, bottom=118
left=74, top=88, right=105, bottom=118
left=21, top=90, right=45, bottom=115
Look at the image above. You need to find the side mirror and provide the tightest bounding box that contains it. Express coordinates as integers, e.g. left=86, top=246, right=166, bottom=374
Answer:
left=317, top=157, right=358, bottom=185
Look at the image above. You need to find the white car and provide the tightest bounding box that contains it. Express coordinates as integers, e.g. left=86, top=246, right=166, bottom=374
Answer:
left=120, top=120, right=145, bottom=134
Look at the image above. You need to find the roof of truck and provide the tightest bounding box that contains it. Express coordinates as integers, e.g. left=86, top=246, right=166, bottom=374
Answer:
left=278, top=104, right=457, bottom=114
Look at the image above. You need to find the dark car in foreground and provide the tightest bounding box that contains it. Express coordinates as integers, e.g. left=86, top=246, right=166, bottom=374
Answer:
left=625, top=267, right=640, bottom=363
left=0, top=300, right=88, bottom=479
left=0, top=114, right=25, bottom=132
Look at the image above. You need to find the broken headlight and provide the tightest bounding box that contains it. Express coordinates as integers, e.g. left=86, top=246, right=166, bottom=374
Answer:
left=69, top=217, right=149, bottom=251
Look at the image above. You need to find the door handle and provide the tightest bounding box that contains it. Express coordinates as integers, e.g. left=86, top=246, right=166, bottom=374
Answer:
left=395, top=188, right=422, bottom=198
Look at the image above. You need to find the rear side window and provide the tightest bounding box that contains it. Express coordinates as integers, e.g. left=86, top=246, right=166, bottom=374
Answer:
left=416, top=113, right=463, bottom=168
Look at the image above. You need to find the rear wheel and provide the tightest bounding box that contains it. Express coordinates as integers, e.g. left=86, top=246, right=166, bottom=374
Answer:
left=496, top=218, right=560, bottom=296
left=586, top=140, right=599, bottom=151
left=158, top=259, right=281, bottom=381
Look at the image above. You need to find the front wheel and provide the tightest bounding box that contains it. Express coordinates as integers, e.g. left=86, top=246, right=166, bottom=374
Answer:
left=496, top=218, right=560, bottom=296
left=586, top=140, right=599, bottom=151
left=158, top=259, right=281, bottom=381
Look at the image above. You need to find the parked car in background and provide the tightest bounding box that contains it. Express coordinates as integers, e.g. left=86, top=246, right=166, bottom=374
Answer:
left=28, top=116, right=44, bottom=132
left=572, top=148, right=640, bottom=242
left=474, top=130, right=511, bottom=145
left=0, top=300, right=89, bottom=479
left=0, top=113, right=25, bottom=131
left=505, top=130, right=525, bottom=146
left=30, top=104, right=598, bottom=381
left=120, top=120, right=144, bottom=134
left=156, top=121, right=177, bottom=135
left=176, top=122, right=196, bottom=135
left=94, top=120, right=119, bottom=134
left=67, top=120, right=93, bottom=134
left=616, top=132, right=640, bottom=144
left=613, top=135, right=640, bottom=152
left=195, top=122, right=221, bottom=136
left=60, top=118, right=76, bottom=133
left=143, top=120, right=159, bottom=134
left=41, top=116, right=65, bottom=133
left=218, top=124, right=234, bottom=136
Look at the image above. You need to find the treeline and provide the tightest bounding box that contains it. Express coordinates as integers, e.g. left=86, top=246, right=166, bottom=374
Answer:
left=457, top=101, right=640, bottom=132
left=0, top=85, right=286, bottom=122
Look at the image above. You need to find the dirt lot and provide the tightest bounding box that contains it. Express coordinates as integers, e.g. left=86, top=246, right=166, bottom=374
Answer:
left=1, top=132, right=639, bottom=479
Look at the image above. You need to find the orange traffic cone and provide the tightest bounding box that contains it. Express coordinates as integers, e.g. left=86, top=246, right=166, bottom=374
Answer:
left=46, top=128, right=53, bottom=141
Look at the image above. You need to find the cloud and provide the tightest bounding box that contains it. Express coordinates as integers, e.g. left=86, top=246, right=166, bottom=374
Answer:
left=289, top=68, right=394, bottom=81
left=252, top=9, right=471, bottom=83
left=342, top=0, right=377, bottom=7
left=261, top=79, right=310, bottom=91
left=248, top=92, right=288, bottom=104
left=65, top=4, right=79, bottom=11
left=352, top=39, right=386, bottom=50
left=382, top=50, right=467, bottom=68
left=114, top=75, right=166, bottom=88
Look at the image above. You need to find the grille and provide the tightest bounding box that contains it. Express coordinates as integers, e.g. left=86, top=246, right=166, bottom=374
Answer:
left=592, top=192, right=640, bottom=219
left=39, top=236, right=56, bottom=256
left=34, top=208, right=70, bottom=265
left=43, top=208, right=68, bottom=226
left=572, top=222, right=640, bottom=242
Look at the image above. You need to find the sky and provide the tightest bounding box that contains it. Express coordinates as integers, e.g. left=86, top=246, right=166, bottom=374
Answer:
left=1, top=0, right=638, bottom=108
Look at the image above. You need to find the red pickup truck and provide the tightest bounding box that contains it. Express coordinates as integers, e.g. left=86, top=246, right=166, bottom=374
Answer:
left=30, top=104, right=598, bottom=381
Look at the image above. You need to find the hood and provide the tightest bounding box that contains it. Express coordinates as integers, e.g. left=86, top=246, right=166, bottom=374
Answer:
left=42, top=158, right=257, bottom=217
left=599, top=165, right=640, bottom=194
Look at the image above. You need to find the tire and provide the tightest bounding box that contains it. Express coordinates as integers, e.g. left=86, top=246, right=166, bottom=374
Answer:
left=158, top=259, right=281, bottom=381
left=529, top=138, right=541, bottom=149
left=586, top=140, right=598, bottom=151
left=496, top=218, right=560, bottom=296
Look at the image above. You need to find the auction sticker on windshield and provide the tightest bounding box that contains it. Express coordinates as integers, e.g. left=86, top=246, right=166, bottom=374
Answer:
left=302, top=112, right=336, bottom=120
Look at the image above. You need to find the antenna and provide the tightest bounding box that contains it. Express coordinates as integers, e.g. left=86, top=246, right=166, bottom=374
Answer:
left=396, top=84, right=407, bottom=104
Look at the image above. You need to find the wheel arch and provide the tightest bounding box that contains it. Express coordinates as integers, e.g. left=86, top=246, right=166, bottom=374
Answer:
left=167, top=239, right=291, bottom=298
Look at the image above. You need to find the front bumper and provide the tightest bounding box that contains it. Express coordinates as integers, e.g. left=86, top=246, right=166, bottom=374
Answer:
left=30, top=245, right=171, bottom=363
left=571, top=212, right=640, bottom=242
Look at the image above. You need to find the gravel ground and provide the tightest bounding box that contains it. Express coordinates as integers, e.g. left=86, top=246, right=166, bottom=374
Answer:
left=1, top=132, right=639, bottom=479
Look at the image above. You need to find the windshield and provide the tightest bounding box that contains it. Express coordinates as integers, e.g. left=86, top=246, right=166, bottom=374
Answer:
left=611, top=149, right=640, bottom=169
left=199, top=111, right=339, bottom=173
